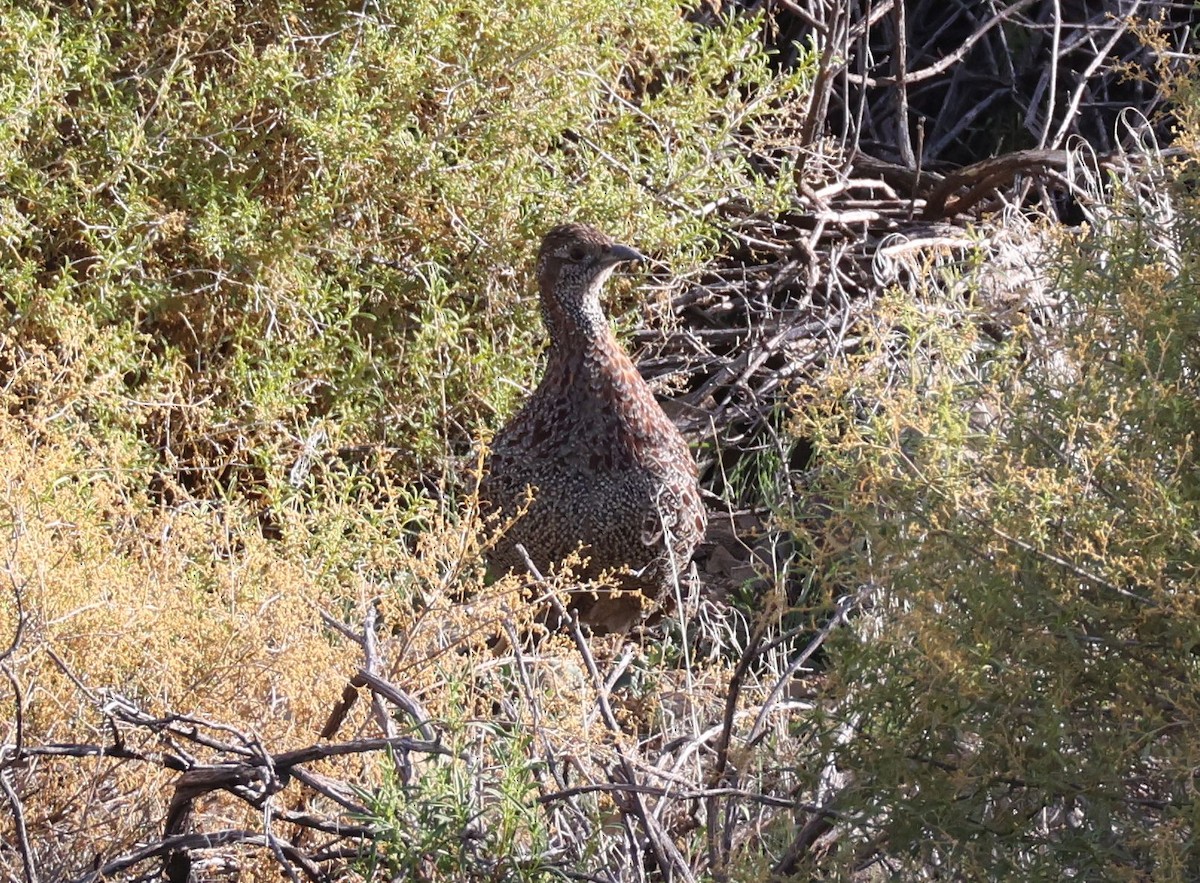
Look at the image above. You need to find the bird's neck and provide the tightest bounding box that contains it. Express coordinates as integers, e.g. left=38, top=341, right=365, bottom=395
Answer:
left=545, top=321, right=626, bottom=370
left=540, top=288, right=634, bottom=386
left=540, top=282, right=609, bottom=347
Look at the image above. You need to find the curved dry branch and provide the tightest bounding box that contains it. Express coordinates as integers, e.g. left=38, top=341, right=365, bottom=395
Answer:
left=8, top=683, right=451, bottom=883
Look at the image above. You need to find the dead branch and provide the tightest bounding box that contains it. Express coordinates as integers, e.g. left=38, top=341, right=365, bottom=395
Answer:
left=9, top=682, right=451, bottom=883
left=319, top=604, right=436, bottom=742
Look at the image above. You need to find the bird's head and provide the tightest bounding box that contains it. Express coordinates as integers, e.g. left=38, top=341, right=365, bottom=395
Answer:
left=535, top=223, right=645, bottom=344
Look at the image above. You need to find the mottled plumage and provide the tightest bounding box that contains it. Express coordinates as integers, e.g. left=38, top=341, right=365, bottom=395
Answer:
left=481, top=224, right=707, bottom=632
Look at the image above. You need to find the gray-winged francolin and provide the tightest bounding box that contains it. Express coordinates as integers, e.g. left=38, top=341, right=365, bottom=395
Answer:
left=481, top=223, right=707, bottom=632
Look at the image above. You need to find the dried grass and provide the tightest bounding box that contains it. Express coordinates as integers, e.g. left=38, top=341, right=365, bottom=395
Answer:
left=0, top=404, right=367, bottom=878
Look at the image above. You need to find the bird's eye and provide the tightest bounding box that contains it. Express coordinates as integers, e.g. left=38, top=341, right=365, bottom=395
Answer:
left=568, top=246, right=587, bottom=262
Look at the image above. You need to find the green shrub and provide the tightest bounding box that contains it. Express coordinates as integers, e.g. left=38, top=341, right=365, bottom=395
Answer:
left=0, top=0, right=808, bottom=502
left=788, top=145, right=1200, bottom=879
left=363, top=730, right=559, bottom=882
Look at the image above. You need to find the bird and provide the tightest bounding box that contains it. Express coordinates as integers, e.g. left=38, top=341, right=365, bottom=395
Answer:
left=480, top=223, right=707, bottom=633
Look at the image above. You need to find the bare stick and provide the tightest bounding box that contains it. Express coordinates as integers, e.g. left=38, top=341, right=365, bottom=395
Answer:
left=0, top=666, right=37, bottom=883
left=846, top=0, right=1042, bottom=87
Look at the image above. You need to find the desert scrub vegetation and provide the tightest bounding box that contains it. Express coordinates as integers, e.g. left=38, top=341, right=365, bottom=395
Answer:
left=785, top=139, right=1200, bottom=877
left=0, top=0, right=816, bottom=879
left=3, top=0, right=1200, bottom=881
left=0, top=0, right=807, bottom=502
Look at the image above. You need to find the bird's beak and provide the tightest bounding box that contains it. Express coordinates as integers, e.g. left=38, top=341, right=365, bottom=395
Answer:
left=606, top=242, right=647, bottom=266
